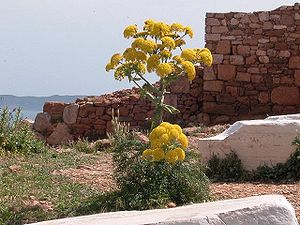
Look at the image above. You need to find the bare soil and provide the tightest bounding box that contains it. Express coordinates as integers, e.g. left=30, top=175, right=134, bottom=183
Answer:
left=54, top=124, right=300, bottom=220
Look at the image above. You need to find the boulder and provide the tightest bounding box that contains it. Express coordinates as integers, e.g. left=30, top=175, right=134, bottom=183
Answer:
left=63, top=104, right=79, bottom=125
left=33, top=112, right=53, bottom=134
left=47, top=123, right=73, bottom=145
left=27, top=195, right=298, bottom=225
left=196, top=118, right=300, bottom=170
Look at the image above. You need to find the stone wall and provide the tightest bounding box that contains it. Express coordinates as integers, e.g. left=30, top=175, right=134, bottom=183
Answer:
left=34, top=69, right=203, bottom=144
left=203, top=3, right=300, bottom=124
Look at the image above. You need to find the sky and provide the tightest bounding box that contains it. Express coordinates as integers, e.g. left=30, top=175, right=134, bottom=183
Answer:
left=0, top=0, right=297, bottom=97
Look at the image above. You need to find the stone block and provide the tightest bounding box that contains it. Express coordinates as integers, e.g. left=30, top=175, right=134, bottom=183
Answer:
left=211, top=26, right=229, bottom=34
left=27, top=195, right=298, bottom=225
left=258, top=92, right=269, bottom=104
left=198, top=118, right=300, bottom=171
left=226, top=86, right=238, bottom=97
left=271, top=87, right=300, bottom=105
left=206, top=18, right=220, bottom=26
left=203, top=81, right=223, bottom=92
left=230, top=55, right=244, bottom=65
left=203, top=67, right=216, bottom=80
left=294, top=70, right=300, bottom=86
left=218, top=65, right=236, bottom=80
left=258, top=56, right=270, bottom=64
left=212, top=54, right=223, bottom=64
left=33, top=112, right=53, bottom=134
left=237, top=45, right=250, bottom=56
left=203, top=102, right=236, bottom=115
left=63, top=104, right=79, bottom=125
left=169, top=76, right=190, bottom=93
left=236, top=72, right=251, bottom=82
left=47, top=123, right=73, bottom=145
left=258, top=11, right=269, bottom=21
left=205, top=33, right=221, bottom=41
left=215, top=40, right=231, bottom=54
left=289, top=56, right=300, bottom=69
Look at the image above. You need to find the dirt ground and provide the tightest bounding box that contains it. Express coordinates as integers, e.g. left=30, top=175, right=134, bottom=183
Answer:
left=52, top=124, right=300, bottom=221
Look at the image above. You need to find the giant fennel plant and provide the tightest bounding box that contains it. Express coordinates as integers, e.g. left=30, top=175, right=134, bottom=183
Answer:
left=106, top=20, right=212, bottom=209
left=106, top=19, right=213, bottom=130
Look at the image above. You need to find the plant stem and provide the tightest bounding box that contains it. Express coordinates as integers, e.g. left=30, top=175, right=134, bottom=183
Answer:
left=151, top=79, right=165, bottom=130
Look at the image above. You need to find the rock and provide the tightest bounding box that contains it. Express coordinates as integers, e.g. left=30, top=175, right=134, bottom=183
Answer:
left=215, top=40, right=231, bottom=54
left=289, top=56, right=300, bottom=69
left=47, top=123, right=73, bottom=145
left=205, top=33, right=221, bottom=41
left=258, top=11, right=269, bottom=21
left=236, top=72, right=251, bottom=82
left=237, top=45, right=250, bottom=56
left=230, top=55, right=244, bottom=65
left=93, top=139, right=112, bottom=151
left=197, top=118, right=300, bottom=171
left=26, top=195, right=298, bottom=225
left=206, top=18, right=220, bottom=26
left=271, top=87, right=300, bottom=105
left=217, top=65, right=236, bottom=81
left=258, top=56, right=269, bottom=64
left=169, top=76, right=190, bottom=94
left=9, top=165, right=22, bottom=173
left=203, top=81, right=223, bottom=92
left=63, top=104, right=79, bottom=125
left=33, top=112, right=53, bottom=134
left=135, top=132, right=149, bottom=144
left=294, top=70, right=300, bottom=86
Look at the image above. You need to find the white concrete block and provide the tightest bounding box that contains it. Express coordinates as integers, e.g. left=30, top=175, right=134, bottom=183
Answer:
left=197, top=119, right=300, bottom=170
left=27, top=195, right=298, bottom=225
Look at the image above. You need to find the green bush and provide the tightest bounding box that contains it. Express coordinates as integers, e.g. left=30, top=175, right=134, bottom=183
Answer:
left=206, top=151, right=246, bottom=182
left=0, top=107, right=45, bottom=154
left=68, top=138, right=97, bottom=154
left=110, top=129, right=210, bottom=210
left=254, top=136, right=300, bottom=181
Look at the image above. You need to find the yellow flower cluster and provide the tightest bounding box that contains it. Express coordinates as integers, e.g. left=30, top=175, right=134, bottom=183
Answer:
left=195, top=48, right=213, bottom=66
left=123, top=25, right=138, bottom=38
left=142, top=122, right=188, bottom=164
left=156, top=63, right=173, bottom=77
left=181, top=61, right=196, bottom=81
left=106, top=19, right=213, bottom=82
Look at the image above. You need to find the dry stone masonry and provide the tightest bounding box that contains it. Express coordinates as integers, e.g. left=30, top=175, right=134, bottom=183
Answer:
left=34, top=3, right=300, bottom=143
left=203, top=3, right=300, bottom=124
left=34, top=71, right=203, bottom=144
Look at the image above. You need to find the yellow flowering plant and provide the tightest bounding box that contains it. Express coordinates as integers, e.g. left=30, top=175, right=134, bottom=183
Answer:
left=142, top=122, right=188, bottom=164
left=106, top=19, right=213, bottom=129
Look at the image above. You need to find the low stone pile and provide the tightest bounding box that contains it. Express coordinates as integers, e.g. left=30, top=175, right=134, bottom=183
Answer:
left=33, top=71, right=204, bottom=145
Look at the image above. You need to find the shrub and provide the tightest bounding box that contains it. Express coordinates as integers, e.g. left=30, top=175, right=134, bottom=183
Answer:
left=254, top=136, right=300, bottom=181
left=109, top=119, right=210, bottom=210
left=206, top=151, right=246, bottom=182
left=68, top=138, right=97, bottom=154
left=0, top=107, right=45, bottom=154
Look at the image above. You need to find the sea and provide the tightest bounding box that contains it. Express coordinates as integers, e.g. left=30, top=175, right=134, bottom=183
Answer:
left=21, top=110, right=41, bottom=120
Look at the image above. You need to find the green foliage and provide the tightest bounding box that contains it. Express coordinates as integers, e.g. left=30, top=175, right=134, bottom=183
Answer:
left=0, top=107, right=45, bottom=154
left=254, top=136, right=300, bottom=182
left=109, top=128, right=210, bottom=210
left=0, top=149, right=105, bottom=225
left=207, top=136, right=300, bottom=182
left=206, top=151, right=246, bottom=182
left=68, top=138, right=97, bottom=154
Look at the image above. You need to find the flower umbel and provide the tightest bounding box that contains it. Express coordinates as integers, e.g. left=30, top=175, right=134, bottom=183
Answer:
left=142, top=122, right=188, bottom=164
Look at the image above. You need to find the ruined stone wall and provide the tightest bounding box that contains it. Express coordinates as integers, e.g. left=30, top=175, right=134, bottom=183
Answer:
left=35, top=70, right=203, bottom=144
left=203, top=3, right=300, bottom=124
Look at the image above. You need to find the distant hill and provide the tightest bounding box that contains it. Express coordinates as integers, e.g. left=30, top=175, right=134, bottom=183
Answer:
left=0, top=95, right=84, bottom=112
